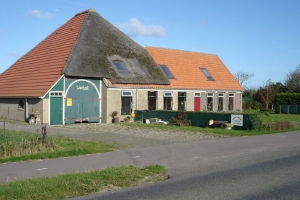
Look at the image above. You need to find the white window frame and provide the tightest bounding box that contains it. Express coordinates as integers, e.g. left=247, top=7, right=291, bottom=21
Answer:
left=164, top=91, right=173, bottom=97
left=122, top=91, right=132, bottom=96
left=50, top=91, right=63, bottom=97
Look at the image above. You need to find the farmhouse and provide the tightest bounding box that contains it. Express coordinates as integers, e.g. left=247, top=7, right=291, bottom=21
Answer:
left=0, top=9, right=243, bottom=125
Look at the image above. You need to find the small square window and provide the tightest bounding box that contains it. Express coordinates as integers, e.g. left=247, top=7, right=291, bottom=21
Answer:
left=18, top=100, right=24, bottom=109
left=160, top=65, right=175, bottom=79
left=113, top=61, right=129, bottom=72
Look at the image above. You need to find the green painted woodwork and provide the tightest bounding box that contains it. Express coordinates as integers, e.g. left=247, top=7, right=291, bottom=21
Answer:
left=50, top=97, right=63, bottom=125
left=51, top=76, right=64, bottom=91
left=44, top=92, right=49, bottom=99
left=134, top=110, right=253, bottom=128
left=65, top=80, right=100, bottom=123
left=89, top=79, right=100, bottom=91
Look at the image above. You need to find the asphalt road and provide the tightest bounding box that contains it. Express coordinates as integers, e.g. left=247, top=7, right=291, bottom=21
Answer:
left=1, top=129, right=300, bottom=199
left=70, top=131, right=300, bottom=200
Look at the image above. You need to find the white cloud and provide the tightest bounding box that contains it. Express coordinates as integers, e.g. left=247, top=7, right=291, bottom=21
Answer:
left=54, top=8, right=59, bottom=13
left=118, top=18, right=165, bottom=37
left=8, top=52, right=22, bottom=59
left=27, top=10, right=52, bottom=19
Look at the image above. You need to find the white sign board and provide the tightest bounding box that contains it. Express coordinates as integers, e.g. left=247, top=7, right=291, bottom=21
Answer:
left=231, top=114, right=243, bottom=126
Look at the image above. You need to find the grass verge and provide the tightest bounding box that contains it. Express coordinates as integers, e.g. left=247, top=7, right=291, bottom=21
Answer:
left=0, top=129, right=121, bottom=163
left=0, top=165, right=168, bottom=200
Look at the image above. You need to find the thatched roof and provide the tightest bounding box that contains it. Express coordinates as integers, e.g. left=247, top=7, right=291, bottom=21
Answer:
left=62, top=10, right=170, bottom=85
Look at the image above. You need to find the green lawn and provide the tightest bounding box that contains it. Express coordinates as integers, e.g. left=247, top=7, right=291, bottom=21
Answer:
left=0, top=165, right=167, bottom=200
left=0, top=129, right=122, bottom=163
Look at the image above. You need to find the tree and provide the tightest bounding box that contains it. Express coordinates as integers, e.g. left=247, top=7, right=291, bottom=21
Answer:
left=258, top=79, right=277, bottom=110
left=284, top=65, right=300, bottom=92
left=234, top=71, right=254, bottom=88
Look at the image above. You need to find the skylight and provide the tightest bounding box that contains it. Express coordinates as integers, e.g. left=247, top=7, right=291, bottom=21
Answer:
left=113, top=61, right=129, bottom=72
left=159, top=65, right=175, bottom=79
left=200, top=68, right=214, bottom=81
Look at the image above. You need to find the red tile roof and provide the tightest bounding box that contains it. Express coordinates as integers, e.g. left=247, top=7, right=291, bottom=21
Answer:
left=0, top=10, right=88, bottom=97
left=108, top=46, right=244, bottom=91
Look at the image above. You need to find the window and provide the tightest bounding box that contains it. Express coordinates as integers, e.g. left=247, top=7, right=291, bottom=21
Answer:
left=148, top=91, right=157, bottom=110
left=121, top=91, right=132, bottom=115
left=218, top=93, right=224, bottom=111
left=160, top=65, right=175, bottom=79
left=195, top=93, right=201, bottom=97
left=178, top=92, right=186, bottom=111
left=228, top=94, right=234, bottom=111
left=18, top=100, right=24, bottom=109
left=122, top=91, right=132, bottom=96
left=50, top=91, right=63, bottom=97
left=163, top=92, right=173, bottom=110
left=200, top=68, right=214, bottom=81
left=207, top=93, right=214, bottom=111
left=113, top=61, right=129, bottom=73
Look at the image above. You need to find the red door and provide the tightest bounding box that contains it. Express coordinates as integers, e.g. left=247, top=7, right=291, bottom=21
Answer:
left=194, top=97, right=201, bottom=111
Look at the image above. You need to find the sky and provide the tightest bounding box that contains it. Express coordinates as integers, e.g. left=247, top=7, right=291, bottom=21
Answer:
left=0, top=0, right=299, bottom=89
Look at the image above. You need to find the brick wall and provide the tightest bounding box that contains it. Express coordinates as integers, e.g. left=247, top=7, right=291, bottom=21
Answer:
left=0, top=98, right=43, bottom=122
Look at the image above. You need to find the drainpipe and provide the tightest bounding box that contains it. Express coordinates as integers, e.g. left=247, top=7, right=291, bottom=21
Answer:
left=25, top=98, right=28, bottom=120
left=136, top=88, right=138, bottom=112
left=99, top=80, right=102, bottom=123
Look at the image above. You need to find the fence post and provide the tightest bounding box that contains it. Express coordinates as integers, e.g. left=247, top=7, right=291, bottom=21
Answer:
left=280, top=105, right=281, bottom=114
left=3, top=117, right=6, bottom=137
left=41, top=125, right=47, bottom=143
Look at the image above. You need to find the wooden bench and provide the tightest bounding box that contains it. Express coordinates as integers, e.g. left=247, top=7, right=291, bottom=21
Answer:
left=207, top=120, right=227, bottom=128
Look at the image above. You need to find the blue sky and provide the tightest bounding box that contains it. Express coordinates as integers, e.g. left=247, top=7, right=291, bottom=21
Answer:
left=0, top=0, right=299, bottom=89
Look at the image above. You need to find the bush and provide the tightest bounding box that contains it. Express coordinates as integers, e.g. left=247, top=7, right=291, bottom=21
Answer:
left=123, top=117, right=130, bottom=122
left=168, top=111, right=191, bottom=126
left=262, top=121, right=294, bottom=130
left=249, top=114, right=263, bottom=130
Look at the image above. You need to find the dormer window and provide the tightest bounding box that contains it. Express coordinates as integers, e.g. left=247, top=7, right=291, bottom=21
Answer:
left=200, top=68, right=214, bottom=81
left=159, top=64, right=175, bottom=79
left=113, top=61, right=129, bottom=73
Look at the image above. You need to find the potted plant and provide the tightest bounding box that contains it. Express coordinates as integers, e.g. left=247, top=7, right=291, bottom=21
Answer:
left=111, top=111, right=119, bottom=123
left=225, top=123, right=234, bottom=130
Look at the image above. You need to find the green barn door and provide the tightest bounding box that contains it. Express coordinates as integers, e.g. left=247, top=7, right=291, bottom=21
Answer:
left=65, top=80, right=100, bottom=123
left=50, top=97, right=63, bottom=125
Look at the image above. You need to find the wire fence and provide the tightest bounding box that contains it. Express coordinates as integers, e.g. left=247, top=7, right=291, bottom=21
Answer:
left=280, top=104, right=300, bottom=114
left=1, top=118, right=45, bottom=134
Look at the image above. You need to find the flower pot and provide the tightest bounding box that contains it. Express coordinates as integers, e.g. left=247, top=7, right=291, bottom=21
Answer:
left=113, top=116, right=119, bottom=123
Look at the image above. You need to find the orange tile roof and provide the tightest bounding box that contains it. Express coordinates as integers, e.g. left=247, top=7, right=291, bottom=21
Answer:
left=0, top=10, right=88, bottom=97
left=108, top=46, right=244, bottom=91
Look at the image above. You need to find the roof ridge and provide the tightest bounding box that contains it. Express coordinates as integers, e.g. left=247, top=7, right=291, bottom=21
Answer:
left=75, top=8, right=96, bottom=16
left=145, top=46, right=217, bottom=56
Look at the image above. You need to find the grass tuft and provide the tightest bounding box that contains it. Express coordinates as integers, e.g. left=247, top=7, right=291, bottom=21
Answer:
left=0, top=129, right=121, bottom=163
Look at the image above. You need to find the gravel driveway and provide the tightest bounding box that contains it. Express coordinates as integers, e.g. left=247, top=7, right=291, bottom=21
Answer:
left=0, top=121, right=222, bottom=147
